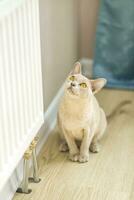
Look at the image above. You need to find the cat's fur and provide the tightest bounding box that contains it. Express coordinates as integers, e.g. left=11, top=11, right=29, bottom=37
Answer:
left=57, top=62, right=107, bottom=163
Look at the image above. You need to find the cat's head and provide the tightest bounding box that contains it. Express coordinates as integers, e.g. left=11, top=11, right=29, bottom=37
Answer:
left=65, top=62, right=107, bottom=99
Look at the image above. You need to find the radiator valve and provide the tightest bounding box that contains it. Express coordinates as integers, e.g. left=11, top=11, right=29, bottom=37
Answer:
left=16, top=137, right=41, bottom=194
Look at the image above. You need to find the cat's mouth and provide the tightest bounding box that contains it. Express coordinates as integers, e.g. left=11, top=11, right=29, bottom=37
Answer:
left=67, top=87, right=78, bottom=96
left=68, top=87, right=74, bottom=95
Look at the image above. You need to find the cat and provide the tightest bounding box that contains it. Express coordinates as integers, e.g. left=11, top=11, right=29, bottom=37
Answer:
left=57, top=62, right=107, bottom=163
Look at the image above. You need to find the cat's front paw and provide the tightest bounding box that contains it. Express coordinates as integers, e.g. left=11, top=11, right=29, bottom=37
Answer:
left=90, top=143, right=100, bottom=153
left=69, top=153, right=79, bottom=162
left=79, top=153, right=89, bottom=163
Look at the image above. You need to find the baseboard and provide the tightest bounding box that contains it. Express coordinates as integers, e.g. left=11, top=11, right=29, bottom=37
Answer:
left=0, top=84, right=64, bottom=200
left=37, top=83, right=64, bottom=154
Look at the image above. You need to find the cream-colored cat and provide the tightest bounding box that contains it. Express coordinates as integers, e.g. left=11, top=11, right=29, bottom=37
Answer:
left=57, top=62, right=107, bottom=163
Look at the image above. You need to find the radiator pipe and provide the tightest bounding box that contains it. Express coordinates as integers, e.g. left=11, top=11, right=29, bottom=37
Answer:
left=21, top=159, right=30, bottom=193
left=32, top=148, right=40, bottom=182
left=16, top=149, right=32, bottom=194
left=29, top=137, right=41, bottom=183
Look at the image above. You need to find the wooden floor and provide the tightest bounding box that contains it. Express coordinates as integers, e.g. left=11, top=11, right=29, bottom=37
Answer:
left=13, top=89, right=134, bottom=200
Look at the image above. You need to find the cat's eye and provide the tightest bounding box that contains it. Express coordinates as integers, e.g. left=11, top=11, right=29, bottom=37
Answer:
left=69, top=76, right=75, bottom=81
left=79, top=83, right=87, bottom=88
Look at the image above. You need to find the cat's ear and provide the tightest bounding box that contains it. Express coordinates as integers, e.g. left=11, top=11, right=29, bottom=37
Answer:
left=90, top=78, right=107, bottom=94
left=71, top=62, right=81, bottom=74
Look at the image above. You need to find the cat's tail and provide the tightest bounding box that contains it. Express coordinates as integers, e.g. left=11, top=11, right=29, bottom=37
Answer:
left=106, top=100, right=132, bottom=123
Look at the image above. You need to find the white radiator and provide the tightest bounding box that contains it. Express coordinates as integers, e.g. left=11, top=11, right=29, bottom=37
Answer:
left=0, top=0, right=44, bottom=191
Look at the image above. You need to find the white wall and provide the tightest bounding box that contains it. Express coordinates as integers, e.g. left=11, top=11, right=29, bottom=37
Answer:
left=39, top=0, right=100, bottom=109
left=78, top=0, right=100, bottom=59
left=39, top=0, right=78, bottom=109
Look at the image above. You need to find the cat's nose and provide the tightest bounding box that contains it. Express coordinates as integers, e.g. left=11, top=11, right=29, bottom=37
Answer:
left=71, top=82, right=76, bottom=87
